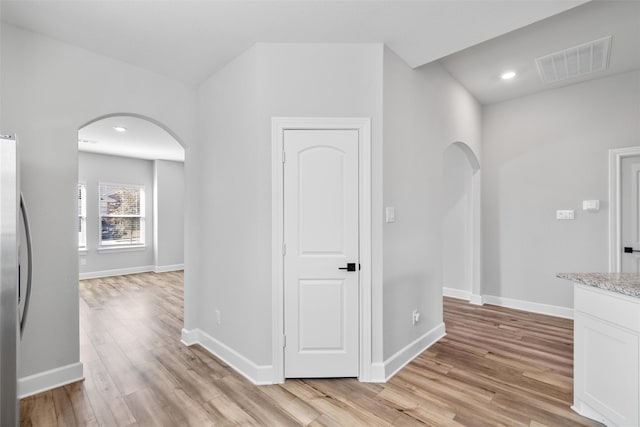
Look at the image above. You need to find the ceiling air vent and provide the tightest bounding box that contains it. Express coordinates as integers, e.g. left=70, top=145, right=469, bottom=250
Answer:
left=535, top=36, right=612, bottom=84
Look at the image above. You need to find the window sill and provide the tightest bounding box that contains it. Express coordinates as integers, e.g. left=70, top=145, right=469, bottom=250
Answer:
left=97, top=245, right=147, bottom=254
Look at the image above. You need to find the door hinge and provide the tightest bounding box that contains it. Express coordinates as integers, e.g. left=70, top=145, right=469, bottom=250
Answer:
left=283, top=334, right=287, bottom=348
left=282, top=243, right=286, bottom=256
left=282, top=151, right=286, bottom=164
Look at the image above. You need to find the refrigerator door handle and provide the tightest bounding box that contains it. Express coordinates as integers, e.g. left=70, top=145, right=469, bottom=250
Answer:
left=20, top=192, right=33, bottom=338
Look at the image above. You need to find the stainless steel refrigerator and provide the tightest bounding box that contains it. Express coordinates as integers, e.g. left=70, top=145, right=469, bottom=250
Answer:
left=0, top=135, right=33, bottom=426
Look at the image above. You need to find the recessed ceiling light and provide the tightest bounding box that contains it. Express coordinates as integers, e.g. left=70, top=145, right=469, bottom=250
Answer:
left=501, top=71, right=516, bottom=80
left=112, top=126, right=127, bottom=132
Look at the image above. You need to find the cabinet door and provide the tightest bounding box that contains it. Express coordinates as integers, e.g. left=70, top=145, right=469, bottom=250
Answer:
left=575, top=311, right=639, bottom=426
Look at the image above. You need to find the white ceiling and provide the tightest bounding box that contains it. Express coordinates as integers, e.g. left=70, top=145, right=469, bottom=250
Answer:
left=5, top=0, right=621, bottom=157
left=440, top=1, right=640, bottom=104
left=1, top=0, right=586, bottom=87
left=79, top=116, right=185, bottom=162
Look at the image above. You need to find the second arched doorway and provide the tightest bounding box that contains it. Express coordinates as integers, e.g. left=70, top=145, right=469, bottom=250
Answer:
left=442, top=141, right=482, bottom=304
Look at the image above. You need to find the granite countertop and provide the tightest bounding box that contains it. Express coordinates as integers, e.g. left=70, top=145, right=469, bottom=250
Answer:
left=557, top=272, right=640, bottom=299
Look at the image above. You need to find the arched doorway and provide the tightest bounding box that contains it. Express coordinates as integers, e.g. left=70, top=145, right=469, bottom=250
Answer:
left=77, top=114, right=185, bottom=278
left=442, top=141, right=482, bottom=304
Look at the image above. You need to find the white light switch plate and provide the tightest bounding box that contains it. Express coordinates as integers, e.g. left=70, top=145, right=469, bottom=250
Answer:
left=582, top=200, right=600, bottom=211
left=385, top=207, right=396, bottom=223
left=556, top=210, right=575, bottom=220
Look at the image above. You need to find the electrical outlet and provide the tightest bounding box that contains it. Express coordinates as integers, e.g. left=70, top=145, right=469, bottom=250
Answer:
left=556, top=210, right=575, bottom=220
left=80, top=258, right=87, bottom=265
left=412, top=309, right=420, bottom=325
left=215, top=309, right=221, bottom=325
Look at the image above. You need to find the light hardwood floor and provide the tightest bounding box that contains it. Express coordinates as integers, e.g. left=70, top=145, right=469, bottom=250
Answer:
left=21, top=272, right=601, bottom=426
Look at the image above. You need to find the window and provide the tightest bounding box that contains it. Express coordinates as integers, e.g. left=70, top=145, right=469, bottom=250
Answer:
left=99, top=183, right=145, bottom=247
left=78, top=183, right=87, bottom=249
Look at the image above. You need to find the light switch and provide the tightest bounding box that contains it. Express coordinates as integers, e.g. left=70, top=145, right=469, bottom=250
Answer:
left=385, top=207, right=396, bottom=223
left=582, top=200, right=600, bottom=212
left=556, top=210, right=575, bottom=220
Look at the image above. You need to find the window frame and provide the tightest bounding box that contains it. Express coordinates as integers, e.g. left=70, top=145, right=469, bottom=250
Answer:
left=98, top=182, right=146, bottom=248
left=78, top=182, right=87, bottom=251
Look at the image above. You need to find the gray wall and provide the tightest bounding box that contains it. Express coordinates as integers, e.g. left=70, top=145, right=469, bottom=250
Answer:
left=482, top=70, right=640, bottom=308
left=443, top=143, right=474, bottom=293
left=154, top=160, right=185, bottom=269
left=191, top=44, right=263, bottom=362
left=190, top=42, right=485, bottom=371
left=259, top=43, right=385, bottom=363
left=78, top=152, right=155, bottom=275
left=191, top=43, right=384, bottom=367
left=382, top=49, right=482, bottom=359
left=1, top=24, right=195, bottom=382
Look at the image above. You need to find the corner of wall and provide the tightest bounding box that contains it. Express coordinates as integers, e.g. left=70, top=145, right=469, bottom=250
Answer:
left=381, top=322, right=445, bottom=382
left=181, top=328, right=274, bottom=385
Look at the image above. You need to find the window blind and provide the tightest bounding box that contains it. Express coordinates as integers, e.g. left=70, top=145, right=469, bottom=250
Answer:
left=99, top=183, right=145, bottom=246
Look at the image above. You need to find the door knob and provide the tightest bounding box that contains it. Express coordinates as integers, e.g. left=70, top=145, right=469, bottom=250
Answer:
left=338, top=263, right=357, bottom=272
left=624, top=247, right=640, bottom=253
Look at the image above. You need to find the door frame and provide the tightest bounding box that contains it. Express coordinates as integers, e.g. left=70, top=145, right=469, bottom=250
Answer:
left=608, top=146, right=640, bottom=272
left=271, top=117, right=372, bottom=383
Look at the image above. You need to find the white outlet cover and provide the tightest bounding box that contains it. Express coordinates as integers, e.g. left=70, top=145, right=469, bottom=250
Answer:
left=556, top=210, right=575, bottom=220
left=385, top=207, right=396, bottom=223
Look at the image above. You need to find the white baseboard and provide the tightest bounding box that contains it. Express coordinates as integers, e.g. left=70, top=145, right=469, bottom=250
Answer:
left=572, top=401, right=610, bottom=426
left=442, top=287, right=573, bottom=319
left=443, top=287, right=472, bottom=301
left=181, top=328, right=273, bottom=385
left=469, top=294, right=484, bottom=305
left=154, top=263, right=184, bottom=273
left=80, top=265, right=155, bottom=280
left=370, top=362, right=386, bottom=382
left=482, top=295, right=573, bottom=319
left=443, top=287, right=484, bottom=305
left=18, top=362, right=84, bottom=398
left=381, top=322, right=446, bottom=382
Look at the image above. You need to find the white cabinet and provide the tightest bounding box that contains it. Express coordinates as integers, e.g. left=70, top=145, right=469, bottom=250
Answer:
left=573, top=285, right=640, bottom=426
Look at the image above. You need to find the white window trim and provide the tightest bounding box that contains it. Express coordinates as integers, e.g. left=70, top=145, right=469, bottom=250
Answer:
left=98, top=182, right=146, bottom=249
left=78, top=182, right=87, bottom=251
left=97, top=245, right=147, bottom=254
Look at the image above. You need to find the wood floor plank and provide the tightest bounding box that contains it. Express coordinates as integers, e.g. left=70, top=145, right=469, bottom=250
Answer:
left=20, top=273, right=603, bottom=426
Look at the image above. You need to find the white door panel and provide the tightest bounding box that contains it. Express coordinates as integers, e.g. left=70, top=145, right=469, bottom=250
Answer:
left=284, top=129, right=359, bottom=378
left=298, top=279, right=345, bottom=351
left=298, top=146, right=347, bottom=256
left=621, top=156, right=640, bottom=273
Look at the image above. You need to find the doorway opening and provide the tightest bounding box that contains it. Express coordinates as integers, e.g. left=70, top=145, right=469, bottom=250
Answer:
left=442, top=141, right=481, bottom=304
left=77, top=114, right=185, bottom=279
left=76, top=113, right=187, bottom=382
left=608, top=146, right=640, bottom=272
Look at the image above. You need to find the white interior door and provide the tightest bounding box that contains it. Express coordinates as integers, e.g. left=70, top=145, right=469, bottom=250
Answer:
left=621, top=155, right=640, bottom=272
left=283, top=129, right=359, bottom=378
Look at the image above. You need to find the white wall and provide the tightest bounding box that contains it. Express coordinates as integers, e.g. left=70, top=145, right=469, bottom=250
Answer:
left=382, top=49, right=482, bottom=363
left=442, top=144, right=474, bottom=294
left=190, top=43, right=485, bottom=381
left=258, top=43, right=385, bottom=365
left=191, top=45, right=262, bottom=365
left=0, top=24, right=195, bottom=392
left=78, top=152, right=155, bottom=276
left=190, top=43, right=384, bottom=372
left=154, top=160, right=184, bottom=270
left=482, top=70, right=640, bottom=309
